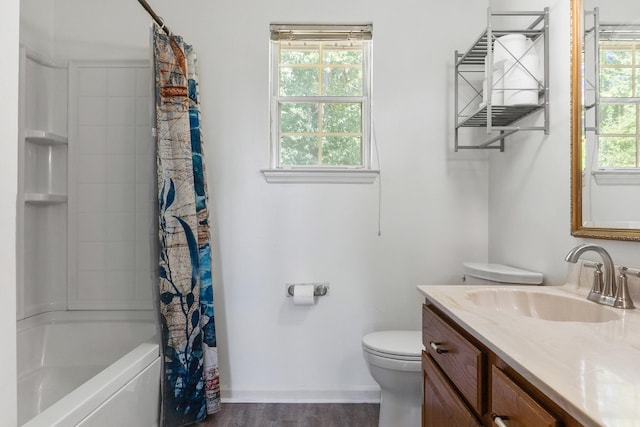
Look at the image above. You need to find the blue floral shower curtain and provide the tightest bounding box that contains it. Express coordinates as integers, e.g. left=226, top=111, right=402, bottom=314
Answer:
left=153, top=25, right=221, bottom=426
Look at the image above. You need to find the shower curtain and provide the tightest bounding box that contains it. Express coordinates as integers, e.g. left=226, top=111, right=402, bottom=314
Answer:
left=153, top=25, right=221, bottom=426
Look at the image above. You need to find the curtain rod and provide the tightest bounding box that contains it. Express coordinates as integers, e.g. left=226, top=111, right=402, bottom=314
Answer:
left=137, top=0, right=171, bottom=35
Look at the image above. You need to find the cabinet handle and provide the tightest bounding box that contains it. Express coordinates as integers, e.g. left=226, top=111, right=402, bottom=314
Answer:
left=491, top=413, right=509, bottom=427
left=429, top=341, right=448, bottom=354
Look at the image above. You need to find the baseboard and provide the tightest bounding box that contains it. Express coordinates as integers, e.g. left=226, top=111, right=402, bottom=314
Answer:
left=220, top=386, right=380, bottom=403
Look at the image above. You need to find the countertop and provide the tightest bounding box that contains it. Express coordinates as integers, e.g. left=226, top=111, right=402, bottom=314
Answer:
left=417, top=263, right=640, bottom=427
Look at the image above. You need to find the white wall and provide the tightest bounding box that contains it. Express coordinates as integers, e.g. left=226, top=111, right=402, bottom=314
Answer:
left=47, top=0, right=489, bottom=400
left=52, top=0, right=150, bottom=61
left=20, top=0, right=54, bottom=58
left=147, top=0, right=487, bottom=401
left=488, top=0, right=640, bottom=283
left=173, top=0, right=490, bottom=401
left=2, top=0, right=20, bottom=423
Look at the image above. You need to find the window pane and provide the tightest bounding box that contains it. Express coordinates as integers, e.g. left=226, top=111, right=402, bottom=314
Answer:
left=600, top=104, right=636, bottom=134
left=599, top=137, right=637, bottom=167
left=322, top=67, right=363, bottom=96
left=600, top=68, right=633, bottom=97
left=322, top=103, right=362, bottom=133
left=280, top=136, right=319, bottom=165
left=600, top=49, right=632, bottom=65
left=279, top=67, right=319, bottom=96
left=280, top=49, right=319, bottom=65
left=280, top=103, right=319, bottom=133
left=322, top=136, right=362, bottom=165
left=323, top=49, right=362, bottom=65
left=271, top=33, right=370, bottom=170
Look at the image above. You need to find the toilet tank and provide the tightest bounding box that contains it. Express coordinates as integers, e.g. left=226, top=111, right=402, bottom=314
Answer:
left=462, top=262, right=543, bottom=285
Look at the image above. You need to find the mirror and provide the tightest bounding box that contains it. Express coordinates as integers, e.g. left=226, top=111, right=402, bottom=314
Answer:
left=571, top=0, right=640, bottom=240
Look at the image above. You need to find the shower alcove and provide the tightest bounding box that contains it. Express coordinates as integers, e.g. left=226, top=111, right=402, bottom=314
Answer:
left=16, top=37, right=159, bottom=426
left=17, top=50, right=155, bottom=316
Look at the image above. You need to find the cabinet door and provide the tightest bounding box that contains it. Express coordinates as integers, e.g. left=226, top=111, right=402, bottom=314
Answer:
left=491, top=366, right=559, bottom=427
left=423, top=304, right=485, bottom=414
left=423, top=352, right=482, bottom=427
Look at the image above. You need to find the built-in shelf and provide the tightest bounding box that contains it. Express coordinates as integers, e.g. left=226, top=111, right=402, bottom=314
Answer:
left=24, top=193, right=68, bottom=205
left=25, top=129, right=68, bottom=146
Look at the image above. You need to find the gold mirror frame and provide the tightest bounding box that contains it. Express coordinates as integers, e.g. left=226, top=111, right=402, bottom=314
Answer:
left=571, top=0, right=640, bottom=241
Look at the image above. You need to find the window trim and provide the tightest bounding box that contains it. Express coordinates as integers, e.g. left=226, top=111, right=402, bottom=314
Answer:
left=592, top=168, right=640, bottom=185
left=261, top=168, right=380, bottom=184
left=596, top=39, right=640, bottom=168
left=263, top=23, right=377, bottom=184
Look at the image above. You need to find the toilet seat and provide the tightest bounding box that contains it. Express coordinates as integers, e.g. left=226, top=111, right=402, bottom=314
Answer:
left=362, top=330, right=422, bottom=361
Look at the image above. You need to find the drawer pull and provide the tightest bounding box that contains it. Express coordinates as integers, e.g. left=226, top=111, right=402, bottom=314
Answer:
left=429, top=341, right=448, bottom=354
left=491, top=413, right=509, bottom=427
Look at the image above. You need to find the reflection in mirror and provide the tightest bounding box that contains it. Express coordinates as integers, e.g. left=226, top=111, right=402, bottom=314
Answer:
left=572, top=0, right=640, bottom=240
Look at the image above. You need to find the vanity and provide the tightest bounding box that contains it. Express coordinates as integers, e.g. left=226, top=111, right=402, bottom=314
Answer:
left=418, top=262, right=640, bottom=426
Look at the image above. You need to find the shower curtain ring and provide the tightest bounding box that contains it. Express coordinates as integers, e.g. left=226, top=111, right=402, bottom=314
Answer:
left=156, top=16, right=171, bottom=36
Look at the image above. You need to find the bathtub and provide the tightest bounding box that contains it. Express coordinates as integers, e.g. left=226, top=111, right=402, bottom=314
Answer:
left=17, top=310, right=160, bottom=427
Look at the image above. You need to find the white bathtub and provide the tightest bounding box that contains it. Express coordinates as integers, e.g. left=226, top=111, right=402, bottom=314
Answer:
left=17, top=310, right=161, bottom=427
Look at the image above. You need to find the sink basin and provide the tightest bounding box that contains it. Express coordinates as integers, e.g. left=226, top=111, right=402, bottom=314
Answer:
left=466, top=288, right=621, bottom=322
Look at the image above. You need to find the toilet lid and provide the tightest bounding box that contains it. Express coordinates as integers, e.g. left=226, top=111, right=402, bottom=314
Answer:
left=362, top=330, right=423, bottom=358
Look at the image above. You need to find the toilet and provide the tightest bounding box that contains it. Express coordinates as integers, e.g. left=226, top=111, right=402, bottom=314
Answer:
left=362, top=330, right=423, bottom=427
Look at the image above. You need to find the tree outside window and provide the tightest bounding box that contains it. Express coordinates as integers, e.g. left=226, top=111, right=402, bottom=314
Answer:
left=598, top=40, right=640, bottom=167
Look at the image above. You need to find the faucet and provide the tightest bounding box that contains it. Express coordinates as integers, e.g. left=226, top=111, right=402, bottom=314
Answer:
left=565, top=243, right=617, bottom=305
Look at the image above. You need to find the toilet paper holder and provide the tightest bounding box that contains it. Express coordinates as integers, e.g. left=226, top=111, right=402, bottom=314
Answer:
left=286, top=283, right=329, bottom=297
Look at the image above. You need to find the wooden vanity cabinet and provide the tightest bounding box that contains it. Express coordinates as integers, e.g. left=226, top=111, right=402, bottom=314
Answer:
left=422, top=304, right=485, bottom=415
left=422, top=301, right=582, bottom=427
left=423, top=352, right=482, bottom=427
left=491, top=366, right=558, bottom=427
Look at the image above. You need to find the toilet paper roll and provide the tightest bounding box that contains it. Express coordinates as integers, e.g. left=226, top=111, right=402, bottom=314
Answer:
left=504, top=88, right=538, bottom=106
left=490, top=67, right=504, bottom=106
left=493, top=34, right=526, bottom=64
left=482, top=79, right=488, bottom=106
left=293, top=284, right=316, bottom=305
left=502, top=40, right=540, bottom=107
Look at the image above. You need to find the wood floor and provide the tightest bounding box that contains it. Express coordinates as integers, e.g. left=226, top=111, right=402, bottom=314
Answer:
left=197, top=403, right=380, bottom=427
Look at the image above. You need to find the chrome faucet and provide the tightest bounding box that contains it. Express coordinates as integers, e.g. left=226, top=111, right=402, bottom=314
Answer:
left=565, top=243, right=619, bottom=306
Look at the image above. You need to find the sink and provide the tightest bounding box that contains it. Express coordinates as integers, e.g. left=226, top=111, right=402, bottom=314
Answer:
left=466, top=288, right=621, bottom=322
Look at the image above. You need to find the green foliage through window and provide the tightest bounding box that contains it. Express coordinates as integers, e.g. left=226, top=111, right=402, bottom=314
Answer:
left=598, top=41, right=640, bottom=168
left=275, top=40, right=367, bottom=167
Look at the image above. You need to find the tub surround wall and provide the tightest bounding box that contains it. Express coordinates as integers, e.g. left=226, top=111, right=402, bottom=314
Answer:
left=17, top=51, right=69, bottom=320
left=68, top=61, right=154, bottom=310
left=2, top=0, right=20, bottom=423
left=17, top=1, right=156, bottom=317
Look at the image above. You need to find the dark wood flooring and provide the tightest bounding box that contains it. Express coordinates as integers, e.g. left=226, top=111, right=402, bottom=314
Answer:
left=197, top=403, right=380, bottom=427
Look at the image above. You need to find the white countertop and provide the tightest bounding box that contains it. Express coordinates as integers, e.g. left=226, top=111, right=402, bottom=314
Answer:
left=417, top=265, right=640, bottom=427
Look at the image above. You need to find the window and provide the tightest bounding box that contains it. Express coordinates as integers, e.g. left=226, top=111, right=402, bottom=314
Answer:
left=598, top=39, right=640, bottom=168
left=263, top=24, right=377, bottom=183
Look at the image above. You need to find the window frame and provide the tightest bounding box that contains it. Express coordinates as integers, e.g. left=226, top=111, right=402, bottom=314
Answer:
left=597, top=39, right=640, bottom=169
left=262, top=24, right=378, bottom=184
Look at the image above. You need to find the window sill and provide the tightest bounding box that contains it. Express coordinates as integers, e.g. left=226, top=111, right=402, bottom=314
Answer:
left=592, top=169, right=640, bottom=185
left=261, top=168, right=379, bottom=184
